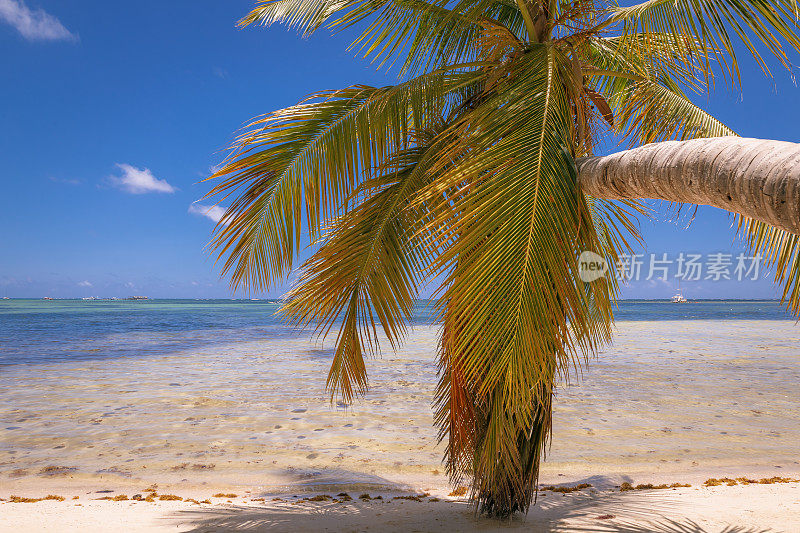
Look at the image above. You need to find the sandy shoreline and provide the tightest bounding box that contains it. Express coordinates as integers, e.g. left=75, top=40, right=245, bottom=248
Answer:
left=3, top=321, right=799, bottom=491
left=2, top=478, right=799, bottom=532
left=2, top=319, right=799, bottom=530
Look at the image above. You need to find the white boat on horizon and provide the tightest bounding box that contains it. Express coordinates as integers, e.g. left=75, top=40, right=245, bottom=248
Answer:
left=671, top=289, right=688, bottom=303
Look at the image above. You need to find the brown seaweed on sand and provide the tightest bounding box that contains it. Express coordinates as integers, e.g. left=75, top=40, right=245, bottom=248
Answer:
left=9, top=494, right=65, bottom=503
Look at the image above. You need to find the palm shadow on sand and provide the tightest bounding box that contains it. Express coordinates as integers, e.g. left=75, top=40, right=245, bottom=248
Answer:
left=166, top=471, right=771, bottom=533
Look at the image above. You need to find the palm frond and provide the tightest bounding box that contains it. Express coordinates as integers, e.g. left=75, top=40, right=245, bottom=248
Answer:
left=423, top=44, right=620, bottom=515
left=241, top=0, right=524, bottom=75
left=341, top=0, right=516, bottom=74
left=205, top=70, right=484, bottom=292
left=585, top=33, right=713, bottom=89
left=280, top=141, right=439, bottom=401
left=737, top=217, right=800, bottom=317
left=239, top=0, right=353, bottom=36
left=613, top=78, right=737, bottom=144
left=606, top=0, right=800, bottom=81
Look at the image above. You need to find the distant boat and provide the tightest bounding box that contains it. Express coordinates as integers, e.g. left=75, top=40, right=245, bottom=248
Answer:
left=671, top=289, right=688, bottom=303
left=43, top=297, right=54, bottom=300
left=1, top=297, right=9, bottom=300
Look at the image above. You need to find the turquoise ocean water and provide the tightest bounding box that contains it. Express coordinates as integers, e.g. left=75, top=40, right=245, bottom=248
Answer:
left=1, top=298, right=799, bottom=491
left=0, top=299, right=795, bottom=365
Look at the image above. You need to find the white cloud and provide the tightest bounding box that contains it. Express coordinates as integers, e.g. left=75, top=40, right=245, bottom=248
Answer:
left=189, top=203, right=227, bottom=224
left=109, top=164, right=176, bottom=194
left=77, top=280, right=92, bottom=287
left=0, top=0, right=77, bottom=42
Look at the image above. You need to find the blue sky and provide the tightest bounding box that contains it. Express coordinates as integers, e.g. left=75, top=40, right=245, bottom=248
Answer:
left=1, top=1, right=798, bottom=300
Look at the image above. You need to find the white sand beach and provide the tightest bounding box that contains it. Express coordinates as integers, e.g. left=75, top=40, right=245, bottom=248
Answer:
left=1, top=481, right=799, bottom=532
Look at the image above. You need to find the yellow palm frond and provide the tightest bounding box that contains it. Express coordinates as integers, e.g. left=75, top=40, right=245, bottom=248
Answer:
left=421, top=45, right=622, bottom=514
left=607, top=0, right=800, bottom=81
left=205, top=71, right=484, bottom=292
left=737, top=218, right=800, bottom=317
left=241, top=0, right=522, bottom=75
left=280, top=142, right=439, bottom=401
left=613, top=78, right=737, bottom=144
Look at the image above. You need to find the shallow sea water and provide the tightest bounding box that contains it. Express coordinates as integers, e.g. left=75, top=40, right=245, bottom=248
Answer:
left=1, top=300, right=798, bottom=492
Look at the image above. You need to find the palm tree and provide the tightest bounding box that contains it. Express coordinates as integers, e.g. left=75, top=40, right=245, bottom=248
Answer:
left=206, top=0, right=800, bottom=518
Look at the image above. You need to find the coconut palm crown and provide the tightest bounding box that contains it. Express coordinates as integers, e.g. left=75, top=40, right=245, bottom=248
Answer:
left=206, top=0, right=800, bottom=517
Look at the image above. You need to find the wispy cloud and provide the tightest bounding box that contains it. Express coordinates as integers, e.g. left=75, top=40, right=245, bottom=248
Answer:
left=0, top=0, right=77, bottom=42
left=77, top=280, right=92, bottom=287
left=49, top=176, right=82, bottom=186
left=109, top=164, right=176, bottom=194
left=189, top=202, right=227, bottom=224
left=197, top=164, right=225, bottom=179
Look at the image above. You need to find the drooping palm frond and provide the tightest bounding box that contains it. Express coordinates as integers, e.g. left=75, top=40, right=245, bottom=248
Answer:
left=587, top=196, right=646, bottom=268
left=420, top=44, right=624, bottom=515
left=606, top=0, right=800, bottom=81
left=279, top=135, right=443, bottom=402
left=612, top=79, right=736, bottom=144
left=433, top=298, right=476, bottom=489
left=205, top=70, right=484, bottom=292
left=737, top=217, right=800, bottom=317
left=580, top=30, right=737, bottom=149
left=584, top=32, right=714, bottom=90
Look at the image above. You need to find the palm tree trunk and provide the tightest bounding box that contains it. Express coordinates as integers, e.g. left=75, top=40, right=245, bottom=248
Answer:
left=577, top=137, right=800, bottom=234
